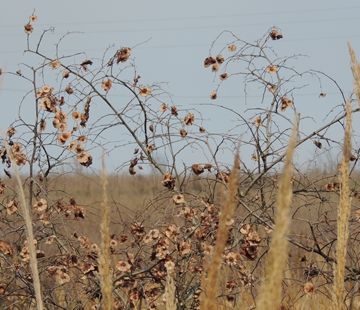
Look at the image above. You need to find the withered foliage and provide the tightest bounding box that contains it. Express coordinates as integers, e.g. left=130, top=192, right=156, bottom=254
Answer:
left=269, top=29, right=283, bottom=40
left=115, top=47, right=131, bottom=64
left=204, top=56, right=216, bottom=68
left=162, top=173, right=175, bottom=190
left=280, top=97, right=294, bottom=111
left=0, top=16, right=359, bottom=310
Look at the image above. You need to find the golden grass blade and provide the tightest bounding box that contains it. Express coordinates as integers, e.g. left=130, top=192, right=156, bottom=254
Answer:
left=256, top=115, right=298, bottom=310
left=200, top=153, right=240, bottom=310
left=6, top=144, right=44, bottom=310
left=99, top=153, right=113, bottom=309
left=165, top=273, right=176, bottom=310
left=1, top=74, right=43, bottom=310
left=332, top=99, right=352, bottom=310
left=348, top=41, right=360, bottom=108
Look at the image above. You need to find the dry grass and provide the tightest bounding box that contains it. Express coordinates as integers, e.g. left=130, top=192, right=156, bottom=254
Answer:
left=200, top=154, right=240, bottom=310
left=165, top=273, right=176, bottom=310
left=256, top=116, right=298, bottom=310
left=99, top=155, right=113, bottom=310
left=7, top=143, right=44, bottom=310
left=349, top=42, right=360, bottom=108
left=2, top=28, right=360, bottom=310
left=332, top=99, right=352, bottom=310
left=1, top=79, right=43, bottom=309
left=331, top=45, right=358, bottom=310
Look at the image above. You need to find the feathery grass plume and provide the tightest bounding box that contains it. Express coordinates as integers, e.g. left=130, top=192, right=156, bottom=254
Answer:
left=165, top=272, right=176, bottom=310
left=257, top=115, right=298, bottom=310
left=6, top=142, right=44, bottom=310
left=1, top=77, right=43, bottom=310
left=99, top=153, right=113, bottom=309
left=200, top=154, right=240, bottom=310
left=348, top=41, right=360, bottom=108
left=332, top=99, right=352, bottom=310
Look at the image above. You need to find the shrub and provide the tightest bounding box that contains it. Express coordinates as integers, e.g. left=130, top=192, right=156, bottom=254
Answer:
left=0, top=17, right=359, bottom=310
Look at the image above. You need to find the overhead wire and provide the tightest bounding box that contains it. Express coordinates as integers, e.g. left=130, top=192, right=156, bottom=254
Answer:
left=63, top=16, right=360, bottom=32
left=0, top=87, right=352, bottom=99
left=1, top=15, right=360, bottom=38
left=0, top=6, right=357, bottom=101
left=2, top=5, right=360, bottom=28
left=1, top=32, right=359, bottom=55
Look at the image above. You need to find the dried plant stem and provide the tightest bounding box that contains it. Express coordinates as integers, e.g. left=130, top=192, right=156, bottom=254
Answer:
left=99, top=154, right=113, bottom=309
left=165, top=273, right=176, bottom=310
left=348, top=41, right=360, bottom=108
left=2, top=73, right=42, bottom=307
left=200, top=154, right=240, bottom=310
left=257, top=116, right=298, bottom=310
left=7, top=146, right=44, bottom=310
left=332, top=100, right=352, bottom=310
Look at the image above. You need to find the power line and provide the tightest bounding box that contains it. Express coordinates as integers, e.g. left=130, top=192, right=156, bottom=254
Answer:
left=0, top=33, right=359, bottom=55
left=1, top=16, right=360, bottom=38
left=2, top=5, right=360, bottom=27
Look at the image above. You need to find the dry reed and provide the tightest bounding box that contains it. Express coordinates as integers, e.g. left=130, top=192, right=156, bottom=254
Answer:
left=332, top=56, right=355, bottom=309
left=99, top=154, right=113, bottom=309
left=165, top=272, right=176, bottom=310
left=0, top=77, right=43, bottom=309
left=7, top=144, right=44, bottom=310
left=200, top=154, right=240, bottom=310
left=256, top=116, right=298, bottom=310
left=348, top=42, right=360, bottom=108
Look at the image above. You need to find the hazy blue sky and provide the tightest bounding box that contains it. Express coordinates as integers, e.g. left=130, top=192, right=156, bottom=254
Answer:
left=0, top=1, right=359, bottom=175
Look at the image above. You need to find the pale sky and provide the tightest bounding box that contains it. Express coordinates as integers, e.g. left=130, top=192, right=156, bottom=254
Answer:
left=0, top=0, right=359, bottom=175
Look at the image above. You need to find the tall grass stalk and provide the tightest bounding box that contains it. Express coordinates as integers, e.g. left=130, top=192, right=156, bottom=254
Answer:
left=348, top=42, right=360, bottom=108
left=99, top=154, right=113, bottom=309
left=0, top=77, right=43, bottom=309
left=332, top=104, right=353, bottom=307
left=200, top=154, right=240, bottom=310
left=165, top=273, right=176, bottom=310
left=7, top=144, right=44, bottom=310
left=256, top=116, right=298, bottom=310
